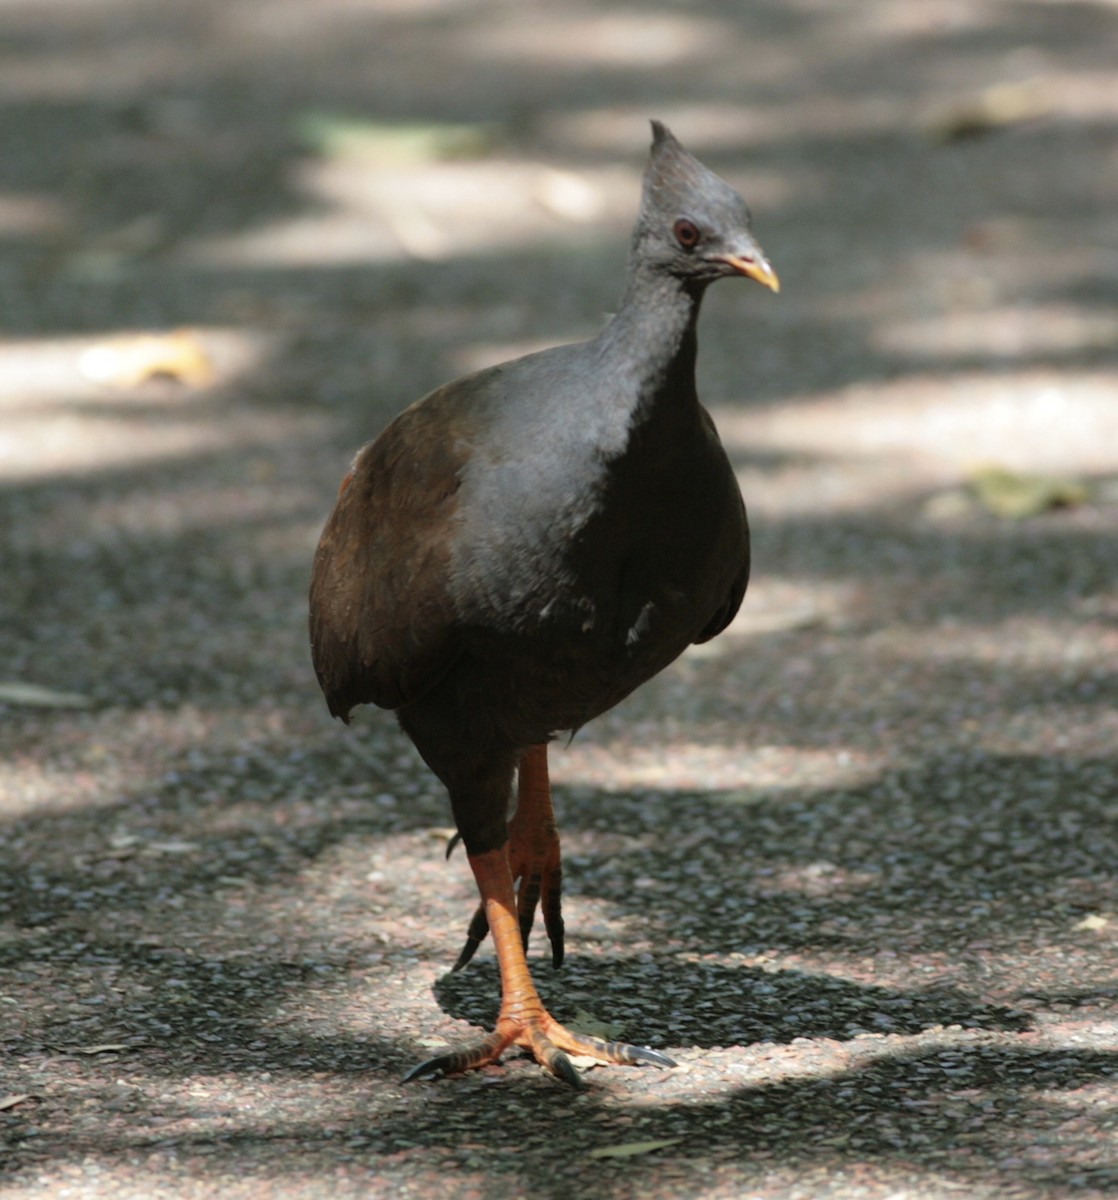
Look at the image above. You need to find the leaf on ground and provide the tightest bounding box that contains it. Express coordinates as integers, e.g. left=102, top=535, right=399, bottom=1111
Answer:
left=142, top=839, right=200, bottom=855
left=0, top=1094, right=35, bottom=1112
left=1073, top=913, right=1110, bottom=931
left=294, top=113, right=495, bottom=164
left=78, top=330, right=214, bottom=388
left=0, top=681, right=93, bottom=709
left=65, top=1043, right=133, bottom=1056
left=967, top=464, right=1088, bottom=519
left=568, top=1008, right=625, bottom=1042
left=588, top=1138, right=683, bottom=1160
left=929, top=78, right=1053, bottom=142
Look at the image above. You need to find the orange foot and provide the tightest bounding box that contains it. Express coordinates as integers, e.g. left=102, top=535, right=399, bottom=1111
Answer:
left=402, top=1008, right=675, bottom=1089
left=409, top=836, right=675, bottom=1088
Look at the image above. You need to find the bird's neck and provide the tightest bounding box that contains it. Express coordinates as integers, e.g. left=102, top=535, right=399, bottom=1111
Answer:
left=598, top=263, right=706, bottom=403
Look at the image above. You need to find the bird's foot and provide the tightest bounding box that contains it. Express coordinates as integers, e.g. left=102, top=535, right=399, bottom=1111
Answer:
left=402, top=1009, right=675, bottom=1088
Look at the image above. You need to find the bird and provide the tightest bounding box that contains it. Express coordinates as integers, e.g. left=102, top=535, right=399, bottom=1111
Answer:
left=309, top=121, right=778, bottom=1087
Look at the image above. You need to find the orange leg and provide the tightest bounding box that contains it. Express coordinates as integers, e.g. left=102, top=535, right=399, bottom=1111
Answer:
left=404, top=841, right=675, bottom=1087
left=453, top=744, right=565, bottom=970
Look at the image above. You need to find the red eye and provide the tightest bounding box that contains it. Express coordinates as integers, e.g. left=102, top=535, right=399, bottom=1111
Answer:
left=673, top=218, right=701, bottom=249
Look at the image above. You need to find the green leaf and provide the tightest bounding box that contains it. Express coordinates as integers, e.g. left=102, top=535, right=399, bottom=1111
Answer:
left=568, top=1008, right=624, bottom=1042
left=0, top=682, right=92, bottom=709
left=293, top=113, right=495, bottom=164
left=588, top=1138, right=683, bottom=1160
left=967, top=465, right=1088, bottom=519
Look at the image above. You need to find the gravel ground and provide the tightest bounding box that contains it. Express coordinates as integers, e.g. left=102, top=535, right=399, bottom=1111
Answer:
left=2, top=2, right=1117, bottom=1198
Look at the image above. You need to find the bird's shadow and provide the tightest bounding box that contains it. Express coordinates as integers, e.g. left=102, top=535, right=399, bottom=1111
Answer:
left=432, top=952, right=1031, bottom=1050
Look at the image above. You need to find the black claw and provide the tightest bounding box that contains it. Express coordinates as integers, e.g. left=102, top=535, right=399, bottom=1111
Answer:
left=622, top=1045, right=677, bottom=1069
left=571, top=1034, right=677, bottom=1070
left=452, top=904, right=490, bottom=971
left=543, top=874, right=564, bottom=968
left=444, top=832, right=462, bottom=860
left=517, top=872, right=541, bottom=951
left=452, top=935, right=482, bottom=972
left=403, top=1031, right=508, bottom=1083
left=401, top=1038, right=673, bottom=1086
left=452, top=940, right=478, bottom=972
left=549, top=1050, right=586, bottom=1090
left=401, top=1054, right=449, bottom=1083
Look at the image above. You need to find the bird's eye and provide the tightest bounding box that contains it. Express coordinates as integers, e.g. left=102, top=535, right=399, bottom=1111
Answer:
left=673, top=218, right=701, bottom=250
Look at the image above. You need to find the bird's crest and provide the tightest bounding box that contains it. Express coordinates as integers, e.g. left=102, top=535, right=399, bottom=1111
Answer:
left=639, top=120, right=744, bottom=230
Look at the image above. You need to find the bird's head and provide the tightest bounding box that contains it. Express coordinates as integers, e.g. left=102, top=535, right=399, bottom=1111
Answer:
left=634, top=120, right=779, bottom=293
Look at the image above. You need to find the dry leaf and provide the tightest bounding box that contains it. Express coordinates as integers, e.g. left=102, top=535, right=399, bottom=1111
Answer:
left=78, top=330, right=214, bottom=388
left=967, top=464, right=1088, bottom=519
left=588, top=1138, right=683, bottom=1160
left=143, top=840, right=199, bottom=855
left=0, top=681, right=92, bottom=709
left=1073, top=913, right=1110, bottom=932
left=0, top=1094, right=35, bottom=1111
left=67, top=1043, right=132, bottom=1056
left=930, top=78, right=1053, bottom=142
left=568, top=1008, right=624, bottom=1042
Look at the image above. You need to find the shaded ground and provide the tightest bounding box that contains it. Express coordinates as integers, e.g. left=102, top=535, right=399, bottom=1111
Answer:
left=2, top=1, right=1117, bottom=1197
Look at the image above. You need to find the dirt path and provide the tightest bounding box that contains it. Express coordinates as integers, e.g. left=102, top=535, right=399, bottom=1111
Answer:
left=2, top=2, right=1117, bottom=1197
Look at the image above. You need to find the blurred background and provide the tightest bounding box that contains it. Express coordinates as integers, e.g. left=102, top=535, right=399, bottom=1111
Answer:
left=2, top=2, right=1118, bottom=1197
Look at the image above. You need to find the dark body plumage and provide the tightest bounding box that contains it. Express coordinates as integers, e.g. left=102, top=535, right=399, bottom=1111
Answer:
left=309, top=122, right=777, bottom=1084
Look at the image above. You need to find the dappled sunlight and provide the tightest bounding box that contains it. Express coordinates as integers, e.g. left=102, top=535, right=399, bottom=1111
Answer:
left=715, top=369, right=1118, bottom=478
left=40, top=477, right=322, bottom=545
left=0, top=328, right=271, bottom=403
left=0, top=407, right=272, bottom=483
left=0, top=700, right=308, bottom=821
left=181, top=156, right=640, bottom=268
left=712, top=575, right=862, bottom=638
left=874, top=304, right=1118, bottom=360
left=452, top=334, right=574, bottom=374
left=0, top=399, right=317, bottom=484
left=554, top=738, right=885, bottom=796
left=463, top=10, right=732, bottom=70
left=868, top=615, right=1117, bottom=671
left=0, top=188, right=69, bottom=238
left=0, top=326, right=316, bottom=484
left=0, top=761, right=110, bottom=822
left=548, top=99, right=900, bottom=153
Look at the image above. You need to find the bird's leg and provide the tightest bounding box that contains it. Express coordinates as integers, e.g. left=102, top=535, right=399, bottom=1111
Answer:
left=510, top=743, right=565, bottom=965
left=404, top=844, right=676, bottom=1087
left=453, top=743, right=564, bottom=970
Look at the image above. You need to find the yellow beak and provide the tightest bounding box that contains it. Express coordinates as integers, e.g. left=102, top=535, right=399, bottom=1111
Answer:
left=720, top=253, right=780, bottom=293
